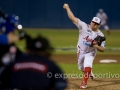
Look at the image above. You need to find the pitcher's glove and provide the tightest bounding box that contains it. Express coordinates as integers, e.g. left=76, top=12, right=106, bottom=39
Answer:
left=91, top=35, right=106, bottom=46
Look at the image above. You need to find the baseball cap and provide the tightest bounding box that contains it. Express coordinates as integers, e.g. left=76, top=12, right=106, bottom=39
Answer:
left=92, top=17, right=101, bottom=24
left=0, top=14, right=20, bottom=34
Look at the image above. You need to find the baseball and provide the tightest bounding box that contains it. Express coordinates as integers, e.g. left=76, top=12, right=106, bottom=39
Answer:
left=64, top=4, right=67, bottom=6
left=63, top=3, right=68, bottom=8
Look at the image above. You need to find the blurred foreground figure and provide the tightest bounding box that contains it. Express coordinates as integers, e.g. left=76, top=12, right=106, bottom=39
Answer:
left=0, top=14, right=26, bottom=73
left=0, top=35, right=67, bottom=90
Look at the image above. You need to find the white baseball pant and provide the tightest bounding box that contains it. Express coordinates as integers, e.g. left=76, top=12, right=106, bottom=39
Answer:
left=77, top=46, right=96, bottom=71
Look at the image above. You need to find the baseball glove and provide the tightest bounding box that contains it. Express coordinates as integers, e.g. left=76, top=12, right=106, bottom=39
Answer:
left=91, top=35, right=106, bottom=46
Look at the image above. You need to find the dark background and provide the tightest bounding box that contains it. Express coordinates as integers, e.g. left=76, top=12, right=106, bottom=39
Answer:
left=0, top=0, right=119, bottom=29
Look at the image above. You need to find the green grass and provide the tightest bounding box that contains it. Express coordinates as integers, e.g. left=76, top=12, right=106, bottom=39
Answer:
left=58, top=63, right=120, bottom=78
left=15, top=28, right=120, bottom=79
left=15, top=28, right=120, bottom=54
left=22, top=28, right=78, bottom=47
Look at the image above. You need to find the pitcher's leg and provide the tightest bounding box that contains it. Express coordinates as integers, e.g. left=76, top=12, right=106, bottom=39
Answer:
left=77, top=55, right=84, bottom=71
left=77, top=49, right=84, bottom=71
left=80, top=53, right=95, bottom=88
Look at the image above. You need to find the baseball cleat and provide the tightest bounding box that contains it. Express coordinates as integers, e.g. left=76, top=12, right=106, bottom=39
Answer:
left=90, top=75, right=94, bottom=80
left=80, top=81, right=87, bottom=89
left=90, top=72, right=95, bottom=80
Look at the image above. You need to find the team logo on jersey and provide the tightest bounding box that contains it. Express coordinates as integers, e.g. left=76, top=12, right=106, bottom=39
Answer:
left=13, top=62, right=48, bottom=73
left=83, top=41, right=91, bottom=46
left=83, top=35, right=92, bottom=46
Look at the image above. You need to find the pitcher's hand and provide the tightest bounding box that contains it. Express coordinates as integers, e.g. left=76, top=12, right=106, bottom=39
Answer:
left=63, top=3, right=69, bottom=9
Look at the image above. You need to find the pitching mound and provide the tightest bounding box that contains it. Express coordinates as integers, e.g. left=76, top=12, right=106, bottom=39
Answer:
left=51, top=54, right=120, bottom=89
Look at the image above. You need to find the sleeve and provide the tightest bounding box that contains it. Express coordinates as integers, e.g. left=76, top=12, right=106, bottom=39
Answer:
left=0, top=34, right=9, bottom=45
left=101, top=41, right=105, bottom=48
left=73, top=19, right=86, bottom=31
left=100, top=34, right=106, bottom=48
left=98, top=32, right=106, bottom=48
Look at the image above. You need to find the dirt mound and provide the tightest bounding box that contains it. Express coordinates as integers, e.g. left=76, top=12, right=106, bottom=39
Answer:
left=51, top=54, right=120, bottom=89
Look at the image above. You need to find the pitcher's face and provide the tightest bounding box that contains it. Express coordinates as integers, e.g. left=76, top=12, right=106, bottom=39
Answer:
left=90, top=21, right=100, bottom=31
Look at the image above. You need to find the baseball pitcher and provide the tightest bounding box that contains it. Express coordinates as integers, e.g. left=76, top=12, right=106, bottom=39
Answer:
left=63, top=4, right=106, bottom=89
